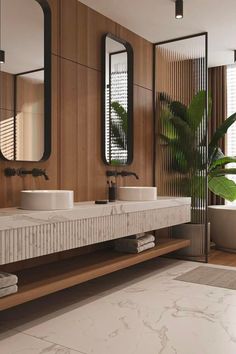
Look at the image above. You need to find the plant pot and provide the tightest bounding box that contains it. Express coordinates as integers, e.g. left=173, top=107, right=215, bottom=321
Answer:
left=172, top=222, right=210, bottom=257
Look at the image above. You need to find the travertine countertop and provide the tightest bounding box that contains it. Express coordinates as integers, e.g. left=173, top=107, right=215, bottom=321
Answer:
left=0, top=197, right=191, bottom=231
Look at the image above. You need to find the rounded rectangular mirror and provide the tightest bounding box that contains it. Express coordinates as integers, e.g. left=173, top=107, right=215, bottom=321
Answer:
left=102, top=33, right=133, bottom=166
left=0, top=0, right=51, bottom=161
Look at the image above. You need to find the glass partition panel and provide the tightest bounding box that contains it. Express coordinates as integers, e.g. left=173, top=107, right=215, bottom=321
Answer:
left=155, top=33, right=208, bottom=262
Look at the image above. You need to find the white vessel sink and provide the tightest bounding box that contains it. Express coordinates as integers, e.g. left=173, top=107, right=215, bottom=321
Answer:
left=118, top=187, right=157, bottom=201
left=20, top=190, right=74, bottom=210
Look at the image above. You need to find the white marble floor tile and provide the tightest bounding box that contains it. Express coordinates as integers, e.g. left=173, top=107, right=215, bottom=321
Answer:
left=0, top=329, right=83, bottom=354
left=1, top=258, right=236, bottom=354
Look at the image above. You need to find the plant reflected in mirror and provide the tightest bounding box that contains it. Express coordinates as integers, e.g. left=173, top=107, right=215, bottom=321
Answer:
left=110, top=101, right=128, bottom=165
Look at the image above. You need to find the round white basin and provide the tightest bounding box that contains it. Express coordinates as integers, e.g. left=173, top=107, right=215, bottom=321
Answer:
left=118, top=187, right=157, bottom=201
left=20, top=190, right=74, bottom=210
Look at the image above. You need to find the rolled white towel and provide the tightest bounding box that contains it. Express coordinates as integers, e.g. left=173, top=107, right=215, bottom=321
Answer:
left=128, top=232, right=146, bottom=239
left=136, top=242, right=155, bottom=253
left=0, top=285, right=18, bottom=298
left=115, top=241, right=155, bottom=254
left=129, top=232, right=155, bottom=240
left=145, top=233, right=155, bottom=238
left=115, top=234, right=155, bottom=249
left=0, top=272, right=18, bottom=289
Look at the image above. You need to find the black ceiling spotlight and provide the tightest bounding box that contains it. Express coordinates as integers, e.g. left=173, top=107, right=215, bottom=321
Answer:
left=175, top=0, right=183, bottom=19
left=0, top=50, right=5, bottom=64
left=234, top=50, right=236, bottom=63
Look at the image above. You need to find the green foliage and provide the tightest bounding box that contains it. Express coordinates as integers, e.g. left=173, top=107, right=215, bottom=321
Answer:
left=210, top=156, right=236, bottom=171
left=209, top=112, right=236, bottom=158
left=160, top=91, right=206, bottom=178
left=160, top=90, right=236, bottom=202
left=110, top=101, right=127, bottom=151
left=208, top=113, right=236, bottom=201
left=208, top=176, right=236, bottom=202
left=188, top=90, right=207, bottom=130
left=110, top=159, right=121, bottom=166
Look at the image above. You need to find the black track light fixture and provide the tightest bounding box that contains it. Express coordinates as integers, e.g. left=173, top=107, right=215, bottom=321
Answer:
left=175, top=0, right=183, bottom=19
left=0, top=50, right=5, bottom=64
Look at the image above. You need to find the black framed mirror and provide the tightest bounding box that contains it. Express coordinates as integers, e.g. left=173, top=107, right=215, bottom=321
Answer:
left=102, top=33, right=133, bottom=166
left=0, top=0, right=51, bottom=161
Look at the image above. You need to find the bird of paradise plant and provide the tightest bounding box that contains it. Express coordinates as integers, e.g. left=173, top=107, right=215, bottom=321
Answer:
left=159, top=90, right=236, bottom=202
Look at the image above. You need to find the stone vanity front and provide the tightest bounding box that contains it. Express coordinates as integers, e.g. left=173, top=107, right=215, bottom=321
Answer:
left=0, top=197, right=191, bottom=265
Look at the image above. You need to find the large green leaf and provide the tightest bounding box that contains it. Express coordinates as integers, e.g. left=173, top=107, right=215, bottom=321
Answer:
left=208, top=176, right=236, bottom=201
left=170, top=150, right=189, bottom=174
left=159, top=133, right=171, bottom=145
left=169, top=115, right=194, bottom=143
left=209, top=112, right=236, bottom=152
left=210, top=156, right=236, bottom=170
left=111, top=101, right=128, bottom=133
left=187, top=90, right=206, bottom=130
left=209, top=147, right=225, bottom=166
left=160, top=108, right=176, bottom=140
left=158, top=135, right=190, bottom=174
left=170, top=101, right=188, bottom=123
left=209, top=168, right=236, bottom=177
left=110, top=101, right=128, bottom=151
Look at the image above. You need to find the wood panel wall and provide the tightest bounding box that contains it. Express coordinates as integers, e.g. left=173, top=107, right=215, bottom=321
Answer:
left=0, top=0, right=153, bottom=208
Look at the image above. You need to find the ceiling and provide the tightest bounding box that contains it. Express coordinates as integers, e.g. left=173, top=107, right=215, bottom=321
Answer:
left=80, top=0, right=236, bottom=68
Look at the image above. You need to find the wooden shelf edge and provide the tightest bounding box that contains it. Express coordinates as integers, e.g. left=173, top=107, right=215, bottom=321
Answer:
left=0, top=239, right=190, bottom=311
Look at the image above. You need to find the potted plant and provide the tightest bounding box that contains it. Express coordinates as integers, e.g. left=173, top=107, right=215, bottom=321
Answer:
left=159, top=90, right=236, bottom=256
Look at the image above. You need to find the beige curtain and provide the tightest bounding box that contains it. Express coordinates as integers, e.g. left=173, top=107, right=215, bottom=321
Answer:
left=208, top=65, right=227, bottom=205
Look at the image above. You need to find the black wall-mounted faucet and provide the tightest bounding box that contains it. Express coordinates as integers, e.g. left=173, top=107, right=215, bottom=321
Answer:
left=106, top=170, right=139, bottom=180
left=4, top=168, right=49, bottom=181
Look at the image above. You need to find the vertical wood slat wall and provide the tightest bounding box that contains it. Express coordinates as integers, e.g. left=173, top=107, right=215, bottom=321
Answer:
left=0, top=0, right=153, bottom=208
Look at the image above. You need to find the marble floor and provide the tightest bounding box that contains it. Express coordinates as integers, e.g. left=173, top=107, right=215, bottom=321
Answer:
left=1, top=258, right=236, bottom=354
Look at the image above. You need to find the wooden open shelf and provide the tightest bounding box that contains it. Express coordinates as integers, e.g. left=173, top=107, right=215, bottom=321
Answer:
left=0, top=239, right=190, bottom=311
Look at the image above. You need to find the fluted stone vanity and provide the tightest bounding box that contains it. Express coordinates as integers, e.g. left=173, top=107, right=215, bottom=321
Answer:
left=0, top=197, right=190, bottom=265
left=0, top=197, right=191, bottom=310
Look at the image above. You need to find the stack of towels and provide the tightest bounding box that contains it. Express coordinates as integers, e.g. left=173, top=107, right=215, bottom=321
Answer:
left=114, top=232, right=155, bottom=254
left=0, top=272, right=18, bottom=298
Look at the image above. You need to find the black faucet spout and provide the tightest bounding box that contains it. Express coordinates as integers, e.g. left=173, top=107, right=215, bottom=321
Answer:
left=32, top=168, right=49, bottom=180
left=121, top=171, right=139, bottom=179
left=106, top=170, right=139, bottom=180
